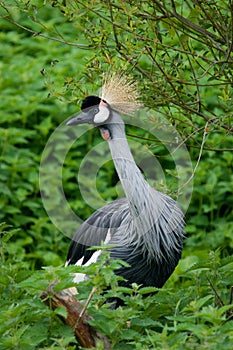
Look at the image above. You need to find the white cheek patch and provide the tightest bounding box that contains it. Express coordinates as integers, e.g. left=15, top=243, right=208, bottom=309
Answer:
left=94, top=105, right=110, bottom=124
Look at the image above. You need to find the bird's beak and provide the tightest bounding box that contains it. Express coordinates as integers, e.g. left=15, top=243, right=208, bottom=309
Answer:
left=66, top=111, right=93, bottom=126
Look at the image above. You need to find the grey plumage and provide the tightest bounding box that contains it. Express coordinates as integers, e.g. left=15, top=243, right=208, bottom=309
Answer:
left=66, top=97, right=185, bottom=290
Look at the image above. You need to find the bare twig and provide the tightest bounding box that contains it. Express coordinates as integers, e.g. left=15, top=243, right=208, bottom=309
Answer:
left=170, top=0, right=226, bottom=48
left=178, top=121, right=209, bottom=193
left=206, top=276, right=225, bottom=307
left=127, top=131, right=233, bottom=153
left=75, top=286, right=98, bottom=328
left=0, top=10, right=89, bottom=48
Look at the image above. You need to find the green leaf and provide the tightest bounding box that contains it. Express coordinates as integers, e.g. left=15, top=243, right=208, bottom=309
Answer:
left=54, top=306, right=68, bottom=318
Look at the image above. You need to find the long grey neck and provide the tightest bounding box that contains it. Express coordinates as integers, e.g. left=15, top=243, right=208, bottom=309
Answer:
left=107, top=120, right=154, bottom=232
left=106, top=114, right=184, bottom=261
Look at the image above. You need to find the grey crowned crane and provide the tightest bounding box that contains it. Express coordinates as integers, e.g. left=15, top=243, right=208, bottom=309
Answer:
left=66, top=74, right=185, bottom=293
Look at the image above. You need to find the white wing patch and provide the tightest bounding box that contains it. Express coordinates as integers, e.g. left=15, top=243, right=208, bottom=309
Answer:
left=69, top=229, right=112, bottom=284
left=72, top=250, right=101, bottom=283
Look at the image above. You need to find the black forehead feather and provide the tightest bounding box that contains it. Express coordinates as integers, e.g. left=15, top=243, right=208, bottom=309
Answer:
left=81, top=95, right=101, bottom=110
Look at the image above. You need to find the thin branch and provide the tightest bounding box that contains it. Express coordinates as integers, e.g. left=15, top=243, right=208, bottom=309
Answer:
left=225, top=0, right=233, bottom=61
left=169, top=98, right=232, bottom=132
left=178, top=122, right=209, bottom=193
left=206, top=276, right=225, bottom=307
left=107, top=0, right=121, bottom=52
left=171, top=21, right=202, bottom=113
left=144, top=46, right=183, bottom=102
left=75, top=287, right=98, bottom=328
left=194, top=0, right=225, bottom=40
left=126, top=131, right=233, bottom=153
left=0, top=11, right=90, bottom=48
left=170, top=0, right=226, bottom=48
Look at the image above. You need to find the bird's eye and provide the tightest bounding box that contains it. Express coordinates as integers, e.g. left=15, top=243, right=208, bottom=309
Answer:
left=94, top=107, right=99, bottom=114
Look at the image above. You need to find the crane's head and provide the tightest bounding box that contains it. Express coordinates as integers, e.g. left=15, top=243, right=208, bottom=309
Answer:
left=67, top=95, right=111, bottom=126
left=66, top=95, right=114, bottom=140
left=66, top=73, right=142, bottom=140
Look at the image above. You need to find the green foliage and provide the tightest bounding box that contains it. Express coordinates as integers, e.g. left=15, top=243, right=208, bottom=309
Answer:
left=0, top=1, right=233, bottom=349
left=1, top=224, right=233, bottom=349
left=0, top=224, right=77, bottom=350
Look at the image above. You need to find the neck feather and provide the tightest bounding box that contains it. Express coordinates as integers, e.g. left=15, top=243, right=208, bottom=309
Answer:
left=107, top=125, right=184, bottom=262
left=108, top=135, right=149, bottom=211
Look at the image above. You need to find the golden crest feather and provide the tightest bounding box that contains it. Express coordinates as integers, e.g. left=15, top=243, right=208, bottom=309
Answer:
left=100, top=73, right=143, bottom=115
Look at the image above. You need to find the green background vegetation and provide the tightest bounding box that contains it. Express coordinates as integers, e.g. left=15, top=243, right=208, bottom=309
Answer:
left=0, top=1, right=232, bottom=349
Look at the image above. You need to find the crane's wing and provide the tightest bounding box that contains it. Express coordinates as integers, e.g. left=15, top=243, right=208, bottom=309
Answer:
left=66, top=197, right=129, bottom=266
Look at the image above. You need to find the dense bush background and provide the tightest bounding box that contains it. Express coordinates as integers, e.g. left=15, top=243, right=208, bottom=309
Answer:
left=0, top=1, right=232, bottom=349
